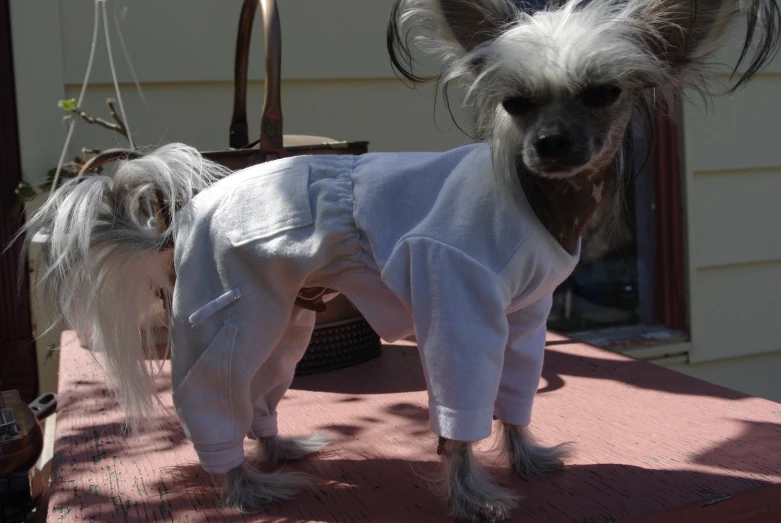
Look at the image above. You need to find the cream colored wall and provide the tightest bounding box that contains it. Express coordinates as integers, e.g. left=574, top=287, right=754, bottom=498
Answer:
left=666, top=351, right=781, bottom=402
left=10, top=1, right=781, bottom=401
left=62, top=79, right=472, bottom=160
left=15, top=0, right=468, bottom=188
left=672, top=26, right=781, bottom=401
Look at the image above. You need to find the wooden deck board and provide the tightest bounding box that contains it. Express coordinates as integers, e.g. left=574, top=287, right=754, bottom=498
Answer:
left=46, top=331, right=781, bottom=522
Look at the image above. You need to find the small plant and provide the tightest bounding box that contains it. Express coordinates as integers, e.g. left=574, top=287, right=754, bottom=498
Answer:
left=11, top=97, right=132, bottom=217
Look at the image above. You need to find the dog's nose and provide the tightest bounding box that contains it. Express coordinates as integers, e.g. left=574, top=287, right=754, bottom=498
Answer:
left=535, top=134, right=572, bottom=160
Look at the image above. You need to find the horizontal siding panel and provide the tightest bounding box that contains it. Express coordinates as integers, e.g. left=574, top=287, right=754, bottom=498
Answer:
left=683, top=76, right=781, bottom=172
left=56, top=0, right=781, bottom=86
left=667, top=350, right=781, bottom=403
left=61, top=0, right=409, bottom=84
left=690, top=261, right=781, bottom=362
left=692, top=169, right=781, bottom=268
left=56, top=79, right=470, bottom=178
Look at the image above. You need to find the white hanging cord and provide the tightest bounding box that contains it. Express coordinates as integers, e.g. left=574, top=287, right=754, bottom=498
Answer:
left=113, top=3, right=158, bottom=135
left=101, top=0, right=134, bottom=149
left=49, top=0, right=101, bottom=198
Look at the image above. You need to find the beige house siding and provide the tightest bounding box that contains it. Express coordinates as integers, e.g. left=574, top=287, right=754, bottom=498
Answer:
left=10, top=1, right=781, bottom=400
left=61, top=79, right=471, bottom=159
left=675, top=31, right=781, bottom=399
left=667, top=349, right=781, bottom=403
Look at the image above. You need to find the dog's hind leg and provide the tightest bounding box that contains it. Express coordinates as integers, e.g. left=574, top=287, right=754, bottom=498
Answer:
left=438, top=437, right=519, bottom=522
left=496, top=422, right=572, bottom=480
left=256, top=433, right=330, bottom=467
left=244, top=306, right=330, bottom=469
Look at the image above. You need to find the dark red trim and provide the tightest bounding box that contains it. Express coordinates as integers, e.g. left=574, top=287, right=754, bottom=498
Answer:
left=653, top=104, right=688, bottom=333
left=0, top=0, right=37, bottom=401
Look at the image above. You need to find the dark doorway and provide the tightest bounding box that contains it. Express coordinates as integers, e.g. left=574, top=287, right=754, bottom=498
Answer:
left=0, top=0, right=38, bottom=402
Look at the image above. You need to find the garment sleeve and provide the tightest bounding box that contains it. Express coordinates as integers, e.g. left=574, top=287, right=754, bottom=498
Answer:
left=381, top=237, right=512, bottom=442
left=493, top=295, right=552, bottom=426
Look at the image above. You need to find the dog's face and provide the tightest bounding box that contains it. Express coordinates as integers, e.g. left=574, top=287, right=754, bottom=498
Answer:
left=458, top=3, right=668, bottom=180
left=484, top=13, right=646, bottom=179
left=504, top=84, right=632, bottom=179
left=389, top=0, right=780, bottom=184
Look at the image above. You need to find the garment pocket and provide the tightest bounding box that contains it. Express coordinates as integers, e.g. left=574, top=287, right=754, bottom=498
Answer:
left=172, top=322, right=237, bottom=445
left=215, top=164, right=313, bottom=247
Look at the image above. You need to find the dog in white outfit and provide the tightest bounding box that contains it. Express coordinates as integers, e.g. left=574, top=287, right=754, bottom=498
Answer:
left=22, top=0, right=779, bottom=520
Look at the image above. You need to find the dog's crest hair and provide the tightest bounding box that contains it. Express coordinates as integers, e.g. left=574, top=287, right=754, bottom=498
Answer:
left=20, top=144, right=230, bottom=431
left=389, top=0, right=781, bottom=96
left=388, top=0, right=780, bottom=198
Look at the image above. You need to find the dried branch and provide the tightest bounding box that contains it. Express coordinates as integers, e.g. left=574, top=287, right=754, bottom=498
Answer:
left=106, top=98, right=129, bottom=139
left=74, top=109, right=128, bottom=140
left=81, top=147, right=102, bottom=158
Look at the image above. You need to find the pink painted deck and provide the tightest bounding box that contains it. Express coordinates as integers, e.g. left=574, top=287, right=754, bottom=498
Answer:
left=46, top=331, right=781, bottom=522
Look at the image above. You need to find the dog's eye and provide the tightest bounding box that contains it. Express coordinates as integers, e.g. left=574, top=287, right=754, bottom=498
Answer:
left=580, top=84, right=622, bottom=107
left=502, top=96, right=534, bottom=115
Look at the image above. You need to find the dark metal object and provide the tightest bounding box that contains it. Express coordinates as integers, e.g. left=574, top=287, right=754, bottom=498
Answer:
left=201, top=0, right=369, bottom=170
left=26, top=393, right=55, bottom=422
left=0, top=392, right=54, bottom=523
left=76, top=148, right=143, bottom=176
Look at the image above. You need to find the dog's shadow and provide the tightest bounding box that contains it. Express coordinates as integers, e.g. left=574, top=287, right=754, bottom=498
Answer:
left=124, top=458, right=773, bottom=523
left=293, top=338, right=747, bottom=400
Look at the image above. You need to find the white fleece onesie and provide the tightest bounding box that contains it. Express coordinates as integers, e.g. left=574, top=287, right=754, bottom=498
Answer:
left=170, top=143, right=580, bottom=473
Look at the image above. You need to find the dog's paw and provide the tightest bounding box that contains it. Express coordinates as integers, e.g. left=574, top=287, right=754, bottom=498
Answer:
left=223, top=463, right=311, bottom=513
left=440, top=438, right=520, bottom=521
left=257, top=432, right=330, bottom=467
left=499, top=423, right=572, bottom=479
left=510, top=440, right=572, bottom=479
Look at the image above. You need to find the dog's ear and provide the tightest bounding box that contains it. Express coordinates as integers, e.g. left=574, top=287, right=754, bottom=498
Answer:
left=436, top=0, right=517, bottom=52
left=388, top=0, right=518, bottom=83
left=640, top=0, right=780, bottom=89
left=641, top=0, right=734, bottom=67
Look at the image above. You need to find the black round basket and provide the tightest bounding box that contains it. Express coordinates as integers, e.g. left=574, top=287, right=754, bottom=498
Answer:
left=294, top=317, right=382, bottom=377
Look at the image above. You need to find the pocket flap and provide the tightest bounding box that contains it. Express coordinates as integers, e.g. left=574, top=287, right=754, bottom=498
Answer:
left=216, top=164, right=313, bottom=247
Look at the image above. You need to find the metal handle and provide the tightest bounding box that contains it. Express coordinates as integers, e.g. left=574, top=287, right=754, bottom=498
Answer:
left=229, top=0, right=283, bottom=154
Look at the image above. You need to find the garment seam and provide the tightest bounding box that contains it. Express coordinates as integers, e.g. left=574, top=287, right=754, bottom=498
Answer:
left=497, top=234, right=532, bottom=276
left=349, top=155, right=365, bottom=272
left=348, top=155, right=372, bottom=277
left=381, top=235, right=513, bottom=300
left=321, top=159, right=367, bottom=291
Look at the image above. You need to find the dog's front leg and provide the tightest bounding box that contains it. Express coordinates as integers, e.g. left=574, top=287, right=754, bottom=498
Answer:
left=497, top=423, right=572, bottom=480
left=255, top=433, right=330, bottom=468
left=438, top=436, right=518, bottom=522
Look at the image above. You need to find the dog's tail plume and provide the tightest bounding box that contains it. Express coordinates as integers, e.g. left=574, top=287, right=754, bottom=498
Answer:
left=21, top=143, right=229, bottom=431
